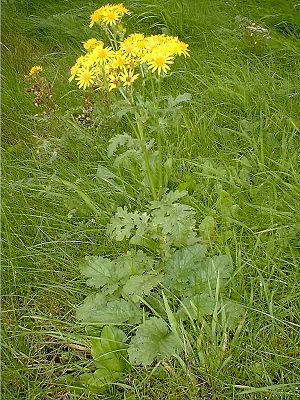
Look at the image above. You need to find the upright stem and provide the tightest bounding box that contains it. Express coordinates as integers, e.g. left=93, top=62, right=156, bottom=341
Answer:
left=156, top=76, right=163, bottom=198
left=135, top=112, right=157, bottom=200
left=154, top=127, right=163, bottom=199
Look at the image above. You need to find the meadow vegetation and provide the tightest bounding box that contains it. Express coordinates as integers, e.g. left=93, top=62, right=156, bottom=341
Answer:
left=2, top=0, right=300, bottom=399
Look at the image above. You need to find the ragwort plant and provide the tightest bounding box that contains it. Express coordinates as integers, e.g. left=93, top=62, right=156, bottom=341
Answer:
left=65, top=3, right=244, bottom=394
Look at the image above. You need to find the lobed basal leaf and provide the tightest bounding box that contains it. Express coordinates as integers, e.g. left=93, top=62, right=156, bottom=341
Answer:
left=76, top=293, right=142, bottom=324
left=122, top=272, right=163, bottom=302
left=128, top=317, right=182, bottom=366
left=163, top=243, right=231, bottom=297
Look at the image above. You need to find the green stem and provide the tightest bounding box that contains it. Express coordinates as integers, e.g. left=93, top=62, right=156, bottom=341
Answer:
left=157, top=129, right=163, bottom=199
left=135, top=112, right=157, bottom=200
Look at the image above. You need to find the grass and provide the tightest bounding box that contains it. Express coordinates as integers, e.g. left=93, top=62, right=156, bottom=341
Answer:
left=2, top=0, right=300, bottom=398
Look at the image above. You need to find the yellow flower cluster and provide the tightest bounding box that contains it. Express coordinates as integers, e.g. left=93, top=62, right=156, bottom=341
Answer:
left=70, top=6, right=189, bottom=91
left=89, top=3, right=130, bottom=27
left=28, top=65, right=43, bottom=77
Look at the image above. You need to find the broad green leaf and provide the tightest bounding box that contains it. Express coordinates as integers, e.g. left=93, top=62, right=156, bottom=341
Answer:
left=164, top=244, right=231, bottom=297
left=113, top=149, right=141, bottom=168
left=76, top=293, right=107, bottom=322
left=163, top=244, right=207, bottom=294
left=150, top=190, right=188, bottom=209
left=92, top=298, right=142, bottom=324
left=204, top=255, right=231, bottom=286
left=116, top=250, right=155, bottom=275
left=150, top=190, right=198, bottom=247
left=76, top=294, right=142, bottom=324
left=177, top=293, right=216, bottom=320
left=199, top=215, right=217, bottom=241
left=91, top=326, right=127, bottom=372
left=79, top=369, right=121, bottom=392
left=122, top=272, right=162, bottom=302
left=96, top=165, right=115, bottom=180
left=108, top=134, right=135, bottom=157
left=128, top=317, right=182, bottom=366
left=80, top=256, right=122, bottom=289
left=222, top=299, right=245, bottom=329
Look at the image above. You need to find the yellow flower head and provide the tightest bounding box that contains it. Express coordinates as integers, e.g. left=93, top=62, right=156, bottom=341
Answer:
left=147, top=52, right=174, bottom=75
left=75, top=67, right=96, bottom=90
left=111, top=51, right=130, bottom=69
left=83, top=38, right=103, bottom=51
left=29, top=65, right=43, bottom=77
left=120, top=68, right=139, bottom=86
left=169, top=38, right=190, bottom=57
left=89, top=3, right=130, bottom=27
left=69, top=64, right=80, bottom=82
left=108, top=72, right=121, bottom=91
left=91, top=45, right=114, bottom=65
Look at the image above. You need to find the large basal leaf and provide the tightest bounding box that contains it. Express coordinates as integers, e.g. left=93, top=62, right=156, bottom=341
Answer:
left=163, top=244, right=231, bottom=297
left=115, top=250, right=155, bottom=276
left=122, top=272, right=162, bottom=302
left=76, top=293, right=142, bottom=324
left=80, top=256, right=122, bottom=289
left=128, top=317, right=182, bottom=366
left=91, top=326, right=128, bottom=372
left=177, top=293, right=216, bottom=320
left=76, top=292, right=107, bottom=322
left=163, top=243, right=207, bottom=294
left=79, top=369, right=122, bottom=392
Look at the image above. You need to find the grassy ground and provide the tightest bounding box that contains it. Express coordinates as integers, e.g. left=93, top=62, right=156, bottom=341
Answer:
left=2, top=0, right=300, bottom=398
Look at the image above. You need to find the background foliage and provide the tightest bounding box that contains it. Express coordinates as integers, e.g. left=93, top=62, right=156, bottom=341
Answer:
left=2, top=0, right=300, bottom=398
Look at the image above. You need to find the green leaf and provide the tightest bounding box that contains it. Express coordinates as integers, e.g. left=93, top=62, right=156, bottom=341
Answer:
left=122, top=272, right=162, bottom=302
left=116, top=250, right=155, bottom=275
left=79, top=369, right=122, bottom=392
left=150, top=190, right=188, bottom=208
left=128, top=317, right=182, bottom=366
left=163, top=244, right=207, bottom=294
left=76, top=294, right=142, bottom=324
left=177, top=293, right=216, bottom=320
left=205, top=255, right=232, bottom=286
left=164, top=244, right=231, bottom=297
left=199, top=215, right=217, bottom=241
left=76, top=293, right=107, bottom=322
left=150, top=191, right=198, bottom=247
left=80, top=256, right=122, bottom=290
left=108, top=134, right=135, bottom=157
left=113, top=149, right=141, bottom=168
left=96, top=165, right=116, bottom=180
left=94, top=298, right=142, bottom=324
left=222, top=299, right=245, bottom=329
left=107, top=206, right=150, bottom=242
left=168, top=93, right=192, bottom=107
left=91, top=326, right=127, bottom=372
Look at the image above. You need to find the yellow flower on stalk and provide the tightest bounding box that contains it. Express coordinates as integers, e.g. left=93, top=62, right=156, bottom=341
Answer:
left=89, top=3, right=130, bottom=28
left=120, top=69, right=139, bottom=86
left=83, top=38, right=103, bottom=51
left=75, top=67, right=96, bottom=89
left=170, top=39, right=190, bottom=57
left=102, top=9, right=121, bottom=25
left=147, top=52, right=174, bottom=75
left=120, top=40, right=135, bottom=56
left=114, top=4, right=129, bottom=14
left=89, top=9, right=103, bottom=28
left=111, top=51, right=129, bottom=68
left=108, top=72, right=121, bottom=91
left=91, top=45, right=114, bottom=65
left=29, top=65, right=43, bottom=77
left=69, top=64, right=80, bottom=82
